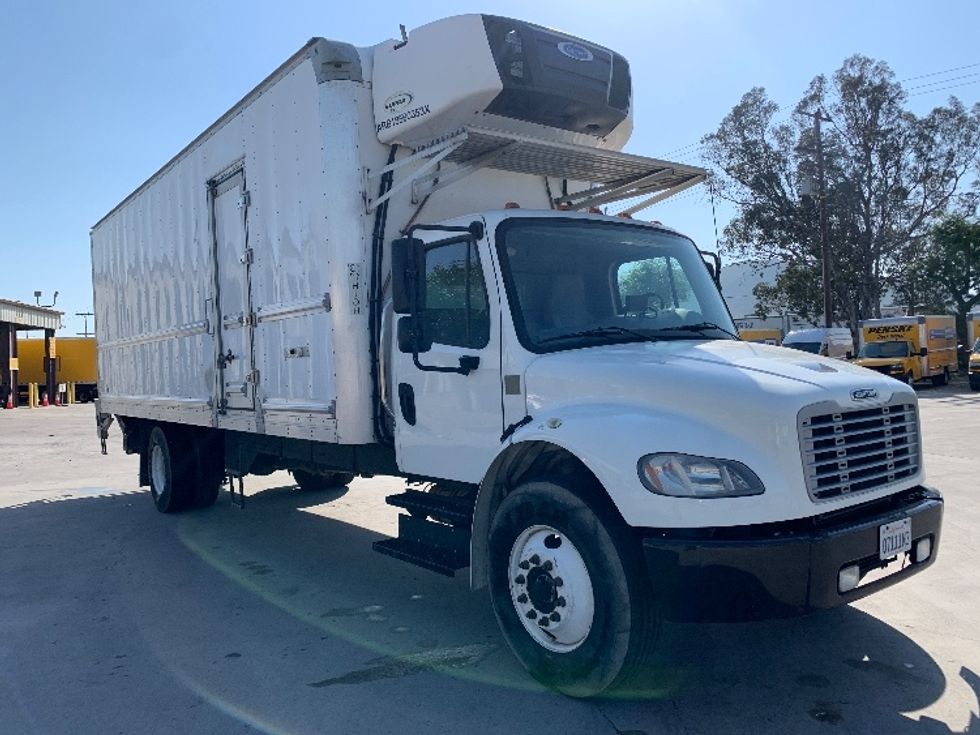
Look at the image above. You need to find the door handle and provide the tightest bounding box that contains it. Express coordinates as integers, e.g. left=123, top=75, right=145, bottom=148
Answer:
left=398, top=383, right=416, bottom=425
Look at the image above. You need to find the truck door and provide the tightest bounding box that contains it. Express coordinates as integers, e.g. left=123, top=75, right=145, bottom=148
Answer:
left=210, top=168, right=256, bottom=411
left=391, top=227, right=503, bottom=482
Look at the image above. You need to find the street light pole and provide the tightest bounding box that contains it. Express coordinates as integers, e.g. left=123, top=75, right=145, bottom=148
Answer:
left=813, top=110, right=833, bottom=328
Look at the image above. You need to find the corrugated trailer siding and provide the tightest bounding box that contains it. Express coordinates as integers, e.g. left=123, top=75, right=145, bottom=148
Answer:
left=92, top=54, right=354, bottom=438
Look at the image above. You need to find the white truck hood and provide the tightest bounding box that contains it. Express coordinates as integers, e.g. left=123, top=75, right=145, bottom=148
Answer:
left=520, top=339, right=920, bottom=527
left=524, top=339, right=910, bottom=412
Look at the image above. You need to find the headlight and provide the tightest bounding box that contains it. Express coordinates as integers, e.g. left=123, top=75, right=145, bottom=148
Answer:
left=890, top=363, right=904, bottom=371
left=637, top=453, right=765, bottom=498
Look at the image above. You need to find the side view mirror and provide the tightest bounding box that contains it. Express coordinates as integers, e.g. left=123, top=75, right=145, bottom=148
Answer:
left=919, top=347, right=928, bottom=357
left=397, top=315, right=432, bottom=354
left=845, top=351, right=853, bottom=360
left=699, top=249, right=722, bottom=289
left=391, top=237, right=425, bottom=314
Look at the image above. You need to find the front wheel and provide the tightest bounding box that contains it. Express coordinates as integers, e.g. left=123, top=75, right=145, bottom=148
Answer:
left=905, top=371, right=915, bottom=386
left=488, top=481, right=659, bottom=697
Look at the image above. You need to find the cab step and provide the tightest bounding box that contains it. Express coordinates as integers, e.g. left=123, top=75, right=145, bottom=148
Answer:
left=384, top=490, right=474, bottom=527
left=372, top=537, right=467, bottom=577
left=373, top=491, right=474, bottom=576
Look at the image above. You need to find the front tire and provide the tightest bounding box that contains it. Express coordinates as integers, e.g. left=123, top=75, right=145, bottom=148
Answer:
left=488, top=481, right=659, bottom=697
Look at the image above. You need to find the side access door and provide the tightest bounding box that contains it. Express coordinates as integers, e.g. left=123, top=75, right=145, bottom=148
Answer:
left=210, top=168, right=256, bottom=412
left=391, top=227, right=503, bottom=482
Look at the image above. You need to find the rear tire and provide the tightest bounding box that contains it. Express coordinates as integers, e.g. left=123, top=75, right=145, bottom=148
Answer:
left=147, top=426, right=194, bottom=513
left=291, top=470, right=355, bottom=491
left=190, top=431, right=224, bottom=509
left=488, top=480, right=659, bottom=698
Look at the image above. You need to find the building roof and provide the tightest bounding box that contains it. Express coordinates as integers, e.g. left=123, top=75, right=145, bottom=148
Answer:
left=0, top=299, right=63, bottom=331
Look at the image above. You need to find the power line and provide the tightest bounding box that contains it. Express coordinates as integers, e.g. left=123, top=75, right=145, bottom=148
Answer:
left=907, top=71, right=980, bottom=92
left=909, top=79, right=980, bottom=97
left=900, top=61, right=980, bottom=83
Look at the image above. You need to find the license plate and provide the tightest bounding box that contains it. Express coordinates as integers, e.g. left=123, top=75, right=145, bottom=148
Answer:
left=879, top=518, right=911, bottom=560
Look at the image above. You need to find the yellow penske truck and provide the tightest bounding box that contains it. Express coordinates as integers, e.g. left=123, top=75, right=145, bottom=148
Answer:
left=855, top=315, right=957, bottom=387
left=17, top=337, right=98, bottom=402
left=738, top=327, right=782, bottom=345
left=968, top=311, right=980, bottom=391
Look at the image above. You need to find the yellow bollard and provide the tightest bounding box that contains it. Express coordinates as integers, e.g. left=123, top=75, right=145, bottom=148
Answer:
left=28, top=383, right=37, bottom=409
left=68, top=382, right=75, bottom=405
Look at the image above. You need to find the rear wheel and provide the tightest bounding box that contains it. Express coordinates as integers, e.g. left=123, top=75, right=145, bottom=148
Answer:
left=931, top=368, right=949, bottom=387
left=488, top=480, right=659, bottom=697
left=147, top=426, right=194, bottom=513
left=190, top=431, right=224, bottom=509
left=291, top=470, right=355, bottom=491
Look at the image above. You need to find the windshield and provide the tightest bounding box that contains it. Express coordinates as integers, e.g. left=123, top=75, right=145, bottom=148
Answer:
left=495, top=219, right=736, bottom=352
left=784, top=341, right=821, bottom=354
left=859, top=341, right=910, bottom=358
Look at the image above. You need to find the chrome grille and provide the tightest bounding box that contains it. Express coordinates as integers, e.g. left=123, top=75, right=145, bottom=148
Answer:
left=799, top=399, right=920, bottom=501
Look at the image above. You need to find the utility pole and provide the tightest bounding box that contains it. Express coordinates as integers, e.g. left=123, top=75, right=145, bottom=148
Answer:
left=813, top=110, right=833, bottom=328
left=76, top=312, right=94, bottom=337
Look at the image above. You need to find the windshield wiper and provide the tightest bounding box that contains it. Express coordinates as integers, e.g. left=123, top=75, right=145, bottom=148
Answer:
left=538, top=326, right=662, bottom=346
left=656, top=321, right=740, bottom=340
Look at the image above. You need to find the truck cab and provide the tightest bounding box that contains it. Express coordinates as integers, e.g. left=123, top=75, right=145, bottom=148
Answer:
left=855, top=339, right=919, bottom=383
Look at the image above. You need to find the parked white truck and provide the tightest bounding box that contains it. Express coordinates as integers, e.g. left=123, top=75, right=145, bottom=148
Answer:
left=92, top=14, right=942, bottom=696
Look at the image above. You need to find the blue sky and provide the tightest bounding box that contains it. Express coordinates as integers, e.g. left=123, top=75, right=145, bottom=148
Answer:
left=2, top=0, right=978, bottom=334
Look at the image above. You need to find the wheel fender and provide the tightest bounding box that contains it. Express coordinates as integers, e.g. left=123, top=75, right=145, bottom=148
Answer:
left=471, top=401, right=774, bottom=590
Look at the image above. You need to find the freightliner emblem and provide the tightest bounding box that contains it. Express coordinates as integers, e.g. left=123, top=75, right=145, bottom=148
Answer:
left=851, top=388, right=879, bottom=401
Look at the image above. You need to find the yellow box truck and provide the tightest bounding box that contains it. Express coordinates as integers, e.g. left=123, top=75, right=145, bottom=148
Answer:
left=856, top=315, right=957, bottom=386
left=17, top=337, right=98, bottom=402
left=738, top=327, right=782, bottom=345
left=968, top=311, right=980, bottom=391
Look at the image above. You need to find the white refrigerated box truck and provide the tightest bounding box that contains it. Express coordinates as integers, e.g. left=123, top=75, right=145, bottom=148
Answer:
left=92, top=14, right=942, bottom=696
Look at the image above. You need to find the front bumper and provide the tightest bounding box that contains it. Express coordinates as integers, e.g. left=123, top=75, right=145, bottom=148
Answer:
left=641, top=486, right=942, bottom=622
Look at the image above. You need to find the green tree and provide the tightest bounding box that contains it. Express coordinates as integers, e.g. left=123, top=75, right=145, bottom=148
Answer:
left=703, top=55, right=980, bottom=328
left=918, top=216, right=980, bottom=340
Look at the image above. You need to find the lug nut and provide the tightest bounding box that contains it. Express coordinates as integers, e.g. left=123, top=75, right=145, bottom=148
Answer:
left=519, top=560, right=530, bottom=570
left=554, top=577, right=564, bottom=587
left=538, top=617, right=550, bottom=627
left=550, top=612, right=561, bottom=622
left=517, top=593, right=528, bottom=604
left=541, top=561, right=553, bottom=572
left=557, top=596, right=566, bottom=607
left=530, top=554, right=540, bottom=565
left=526, top=609, right=537, bottom=620
left=514, top=574, right=525, bottom=584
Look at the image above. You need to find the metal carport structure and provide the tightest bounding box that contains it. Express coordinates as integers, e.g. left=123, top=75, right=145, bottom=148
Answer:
left=0, top=299, right=63, bottom=408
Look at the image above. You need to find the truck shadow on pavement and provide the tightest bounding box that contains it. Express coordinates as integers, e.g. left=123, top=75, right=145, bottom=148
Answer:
left=1, top=483, right=976, bottom=734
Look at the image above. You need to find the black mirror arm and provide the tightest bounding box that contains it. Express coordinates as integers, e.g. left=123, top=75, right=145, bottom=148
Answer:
left=412, top=352, right=480, bottom=375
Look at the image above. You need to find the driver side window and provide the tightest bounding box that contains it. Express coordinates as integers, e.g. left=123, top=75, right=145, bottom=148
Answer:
left=423, top=239, right=490, bottom=348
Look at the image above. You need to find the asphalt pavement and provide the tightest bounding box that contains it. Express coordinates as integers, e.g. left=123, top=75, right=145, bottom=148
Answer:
left=1, top=382, right=978, bottom=734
